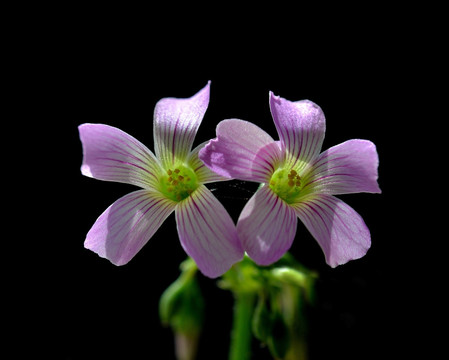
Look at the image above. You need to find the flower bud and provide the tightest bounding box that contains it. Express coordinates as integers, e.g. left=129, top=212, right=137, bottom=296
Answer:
left=159, top=259, right=204, bottom=360
left=270, top=266, right=317, bottom=304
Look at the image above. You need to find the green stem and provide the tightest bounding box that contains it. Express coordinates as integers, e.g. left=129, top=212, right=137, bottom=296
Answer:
left=229, top=291, right=256, bottom=360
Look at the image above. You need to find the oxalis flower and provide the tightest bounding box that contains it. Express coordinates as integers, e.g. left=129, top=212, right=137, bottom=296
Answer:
left=199, top=92, right=381, bottom=267
left=79, top=82, right=244, bottom=278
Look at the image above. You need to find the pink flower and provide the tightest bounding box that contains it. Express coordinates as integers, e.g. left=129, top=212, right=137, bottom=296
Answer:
left=79, top=83, right=244, bottom=278
left=199, top=92, right=381, bottom=267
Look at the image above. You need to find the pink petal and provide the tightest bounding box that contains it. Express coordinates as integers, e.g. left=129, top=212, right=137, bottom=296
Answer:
left=292, top=194, right=371, bottom=267
left=175, top=185, right=244, bottom=278
left=199, top=119, right=282, bottom=182
left=304, top=139, right=382, bottom=195
left=237, top=185, right=298, bottom=265
left=79, top=124, right=162, bottom=189
left=153, top=82, right=210, bottom=168
left=187, top=141, right=230, bottom=184
left=269, top=92, right=326, bottom=170
left=84, top=190, right=176, bottom=265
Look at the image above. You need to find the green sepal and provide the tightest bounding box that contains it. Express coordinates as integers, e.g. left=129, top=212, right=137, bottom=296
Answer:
left=252, top=293, right=272, bottom=343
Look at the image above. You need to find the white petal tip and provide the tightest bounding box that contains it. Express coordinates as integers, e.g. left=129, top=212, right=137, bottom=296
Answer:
left=81, top=164, right=93, bottom=177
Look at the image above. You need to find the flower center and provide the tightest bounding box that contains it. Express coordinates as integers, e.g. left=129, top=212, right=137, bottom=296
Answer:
left=269, top=168, right=302, bottom=204
left=159, top=164, right=199, bottom=202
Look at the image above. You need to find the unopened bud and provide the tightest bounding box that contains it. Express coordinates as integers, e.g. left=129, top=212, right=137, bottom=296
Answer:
left=159, top=259, right=204, bottom=335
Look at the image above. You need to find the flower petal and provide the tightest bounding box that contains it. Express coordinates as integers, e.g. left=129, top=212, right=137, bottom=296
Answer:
left=292, top=194, right=371, bottom=267
left=303, top=139, right=381, bottom=195
left=84, top=189, right=176, bottom=265
left=237, top=185, right=298, bottom=265
left=175, top=185, right=244, bottom=278
left=79, top=124, right=162, bottom=189
left=187, top=141, right=230, bottom=184
left=154, top=82, right=210, bottom=168
left=269, top=92, right=326, bottom=170
left=199, top=119, right=282, bottom=182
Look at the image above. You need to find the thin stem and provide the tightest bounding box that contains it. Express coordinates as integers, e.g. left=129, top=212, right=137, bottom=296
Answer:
left=229, top=291, right=256, bottom=360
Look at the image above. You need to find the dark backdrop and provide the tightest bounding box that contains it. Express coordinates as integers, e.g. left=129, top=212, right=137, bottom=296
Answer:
left=19, top=6, right=429, bottom=360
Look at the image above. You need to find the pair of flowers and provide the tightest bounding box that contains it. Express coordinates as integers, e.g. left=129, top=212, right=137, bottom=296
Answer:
left=79, top=82, right=380, bottom=278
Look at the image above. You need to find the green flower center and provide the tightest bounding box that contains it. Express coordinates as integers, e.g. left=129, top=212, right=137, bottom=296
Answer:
left=269, top=168, right=302, bottom=204
left=159, top=164, right=199, bottom=202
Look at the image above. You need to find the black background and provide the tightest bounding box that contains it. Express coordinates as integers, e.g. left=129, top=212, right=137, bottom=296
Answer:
left=13, top=4, right=436, bottom=360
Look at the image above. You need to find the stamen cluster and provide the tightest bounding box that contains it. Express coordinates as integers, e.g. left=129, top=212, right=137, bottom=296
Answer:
left=269, top=168, right=302, bottom=204
left=160, top=165, right=199, bottom=202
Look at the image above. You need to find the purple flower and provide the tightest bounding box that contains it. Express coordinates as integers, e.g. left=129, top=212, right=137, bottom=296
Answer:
left=199, top=92, right=381, bottom=267
left=79, top=82, right=244, bottom=278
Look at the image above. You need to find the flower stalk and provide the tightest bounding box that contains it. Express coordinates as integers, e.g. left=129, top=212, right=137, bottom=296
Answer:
left=229, top=291, right=256, bottom=360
